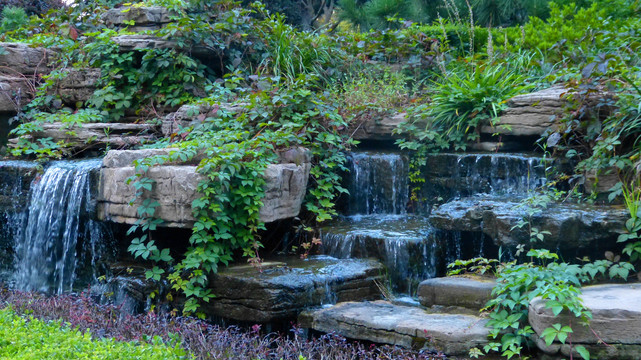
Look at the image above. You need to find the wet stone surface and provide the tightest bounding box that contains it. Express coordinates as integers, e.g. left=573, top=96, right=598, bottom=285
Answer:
left=203, top=256, right=385, bottom=323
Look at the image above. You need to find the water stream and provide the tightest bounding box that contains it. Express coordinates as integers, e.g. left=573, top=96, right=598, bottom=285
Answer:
left=11, top=159, right=108, bottom=294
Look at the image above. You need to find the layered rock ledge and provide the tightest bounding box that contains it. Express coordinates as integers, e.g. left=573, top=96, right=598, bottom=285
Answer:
left=300, top=300, right=489, bottom=355
left=204, top=256, right=385, bottom=323
left=97, top=147, right=311, bottom=227
left=418, top=276, right=495, bottom=311
left=430, top=196, right=628, bottom=251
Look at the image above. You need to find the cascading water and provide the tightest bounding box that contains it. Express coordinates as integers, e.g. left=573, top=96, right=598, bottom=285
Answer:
left=11, top=159, right=105, bottom=294
left=347, top=152, right=408, bottom=215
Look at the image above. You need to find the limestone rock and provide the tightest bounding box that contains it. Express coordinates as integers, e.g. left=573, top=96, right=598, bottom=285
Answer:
left=481, top=86, right=566, bottom=136
left=300, top=300, right=489, bottom=355
left=49, top=68, right=101, bottom=105
left=418, top=276, right=495, bottom=310
left=0, top=76, right=32, bottom=112
left=0, top=42, right=56, bottom=75
left=350, top=112, right=407, bottom=141
left=161, top=103, right=247, bottom=137
left=204, top=256, right=385, bottom=323
left=529, top=283, right=641, bottom=359
left=97, top=147, right=311, bottom=227
left=24, top=122, right=157, bottom=153
left=429, top=197, right=628, bottom=251
left=102, top=6, right=172, bottom=31
left=0, top=160, right=39, bottom=213
left=111, top=35, right=216, bottom=59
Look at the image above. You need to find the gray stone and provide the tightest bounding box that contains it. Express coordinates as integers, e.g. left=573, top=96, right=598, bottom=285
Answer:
left=418, top=276, right=495, bottom=310
left=26, top=122, right=156, bottom=153
left=0, top=76, right=32, bottom=112
left=161, top=104, right=247, bottom=137
left=204, top=256, right=385, bottom=323
left=300, top=300, right=489, bottom=355
left=102, top=6, right=172, bottom=31
left=97, top=147, right=311, bottom=227
left=0, top=42, right=56, bottom=75
left=529, top=283, right=641, bottom=359
left=48, top=68, right=101, bottom=105
left=111, top=35, right=216, bottom=59
left=0, top=160, right=39, bottom=213
left=350, top=112, right=407, bottom=141
left=430, top=197, right=628, bottom=251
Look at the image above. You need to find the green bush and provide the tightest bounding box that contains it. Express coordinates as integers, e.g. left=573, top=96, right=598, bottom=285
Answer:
left=0, top=308, right=187, bottom=359
left=0, top=6, right=28, bottom=32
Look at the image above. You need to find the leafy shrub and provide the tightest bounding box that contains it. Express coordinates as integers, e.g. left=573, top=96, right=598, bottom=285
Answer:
left=0, top=0, right=64, bottom=16
left=0, top=5, right=27, bottom=31
left=0, top=307, right=186, bottom=359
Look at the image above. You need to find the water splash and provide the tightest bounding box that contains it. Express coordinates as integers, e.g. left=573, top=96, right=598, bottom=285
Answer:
left=12, top=159, right=103, bottom=294
left=347, top=152, right=408, bottom=215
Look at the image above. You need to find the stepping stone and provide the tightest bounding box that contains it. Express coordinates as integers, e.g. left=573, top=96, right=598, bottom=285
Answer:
left=300, top=300, right=489, bottom=355
left=203, top=256, right=385, bottom=323
left=418, top=276, right=495, bottom=310
left=529, top=283, right=641, bottom=359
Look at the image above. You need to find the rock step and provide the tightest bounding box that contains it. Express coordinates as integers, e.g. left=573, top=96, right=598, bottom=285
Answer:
left=418, top=276, right=495, bottom=311
left=299, top=300, right=489, bottom=356
left=530, top=283, right=641, bottom=359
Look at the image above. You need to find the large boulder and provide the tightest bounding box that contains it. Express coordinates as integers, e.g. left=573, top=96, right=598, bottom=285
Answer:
left=0, top=160, right=39, bottom=213
left=430, top=197, right=628, bottom=252
left=0, top=43, right=56, bottom=75
left=204, top=256, right=385, bottom=323
left=48, top=68, right=101, bottom=105
left=97, top=147, right=311, bottom=227
left=529, top=283, right=641, bottom=359
left=161, top=103, right=246, bottom=137
left=418, top=276, right=495, bottom=311
left=102, top=6, right=172, bottom=31
left=300, top=300, right=489, bottom=355
left=350, top=112, right=407, bottom=141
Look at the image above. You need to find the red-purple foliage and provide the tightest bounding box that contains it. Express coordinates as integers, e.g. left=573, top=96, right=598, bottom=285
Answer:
left=0, top=288, right=447, bottom=360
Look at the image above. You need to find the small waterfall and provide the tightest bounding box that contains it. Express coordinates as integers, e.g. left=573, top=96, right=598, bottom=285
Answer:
left=12, top=159, right=103, bottom=294
left=347, top=152, right=408, bottom=215
left=321, top=215, right=437, bottom=294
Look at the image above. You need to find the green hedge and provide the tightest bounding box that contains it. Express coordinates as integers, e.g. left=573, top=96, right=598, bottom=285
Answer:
left=0, top=308, right=188, bottom=360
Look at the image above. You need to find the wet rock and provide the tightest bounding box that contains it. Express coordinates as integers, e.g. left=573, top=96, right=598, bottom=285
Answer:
left=350, top=112, right=407, bottom=141
left=0, top=76, right=33, bottom=112
left=204, top=256, right=384, bottom=323
left=24, top=122, right=156, bottom=153
left=430, top=197, right=628, bottom=251
left=102, top=6, right=172, bottom=31
left=320, top=214, right=438, bottom=294
left=299, top=300, right=489, bottom=355
left=0, top=160, right=39, bottom=213
left=97, top=147, right=311, bottom=227
left=0, top=42, right=56, bottom=75
left=529, top=283, right=641, bottom=359
left=418, top=276, right=495, bottom=310
left=48, top=68, right=101, bottom=105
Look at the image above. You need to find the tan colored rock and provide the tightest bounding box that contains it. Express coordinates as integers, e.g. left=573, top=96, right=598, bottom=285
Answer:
left=0, top=42, right=56, bottom=75
left=97, top=147, right=311, bottom=227
left=49, top=68, right=101, bottom=105
left=0, top=76, right=32, bottom=112
left=161, top=103, right=247, bottom=137
left=418, top=276, right=495, bottom=310
left=351, top=112, right=407, bottom=141
left=300, top=300, right=489, bottom=355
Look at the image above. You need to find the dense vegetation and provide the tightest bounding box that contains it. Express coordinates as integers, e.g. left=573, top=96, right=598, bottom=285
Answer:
left=1, top=0, right=641, bottom=358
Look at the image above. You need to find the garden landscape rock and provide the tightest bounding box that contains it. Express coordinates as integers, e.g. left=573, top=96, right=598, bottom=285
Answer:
left=418, top=276, right=495, bottom=310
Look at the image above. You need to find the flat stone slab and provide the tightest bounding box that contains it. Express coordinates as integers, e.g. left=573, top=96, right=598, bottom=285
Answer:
left=529, top=283, right=641, bottom=359
left=0, top=42, right=56, bottom=75
left=418, top=276, right=495, bottom=310
left=204, top=256, right=385, bottom=323
left=430, top=196, right=628, bottom=251
left=300, top=300, right=489, bottom=355
left=97, top=148, right=311, bottom=226
left=102, top=6, right=172, bottom=31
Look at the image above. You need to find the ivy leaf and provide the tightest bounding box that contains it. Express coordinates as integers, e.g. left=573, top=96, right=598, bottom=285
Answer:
left=575, top=345, right=590, bottom=360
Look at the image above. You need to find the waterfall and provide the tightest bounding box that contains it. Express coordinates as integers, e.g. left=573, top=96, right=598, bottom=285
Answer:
left=347, top=152, right=408, bottom=215
left=12, top=159, right=103, bottom=294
